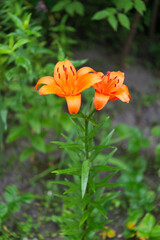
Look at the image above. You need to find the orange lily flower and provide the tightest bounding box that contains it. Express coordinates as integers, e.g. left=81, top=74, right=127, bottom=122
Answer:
left=93, top=71, right=131, bottom=110
left=35, top=60, right=102, bottom=114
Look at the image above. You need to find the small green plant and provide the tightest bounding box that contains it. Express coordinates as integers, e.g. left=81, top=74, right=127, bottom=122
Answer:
left=0, top=185, right=34, bottom=231
left=125, top=212, right=160, bottom=240
left=34, top=59, right=131, bottom=239
left=92, top=0, right=146, bottom=31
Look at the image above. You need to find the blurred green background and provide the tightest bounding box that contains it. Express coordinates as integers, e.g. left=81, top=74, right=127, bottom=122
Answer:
left=0, top=0, right=160, bottom=239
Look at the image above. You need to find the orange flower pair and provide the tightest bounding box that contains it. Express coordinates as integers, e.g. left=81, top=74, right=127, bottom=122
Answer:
left=35, top=60, right=131, bottom=114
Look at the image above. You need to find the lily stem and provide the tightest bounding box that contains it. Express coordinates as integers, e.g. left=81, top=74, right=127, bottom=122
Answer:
left=82, top=116, right=89, bottom=240
left=85, top=117, right=89, bottom=161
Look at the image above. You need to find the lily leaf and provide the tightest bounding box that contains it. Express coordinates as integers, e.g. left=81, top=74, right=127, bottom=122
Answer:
left=81, top=160, right=90, bottom=198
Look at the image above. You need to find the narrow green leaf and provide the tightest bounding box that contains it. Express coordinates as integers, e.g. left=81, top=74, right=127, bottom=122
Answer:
left=81, top=160, right=90, bottom=198
left=89, top=117, right=109, bottom=139
left=52, top=166, right=81, bottom=175
left=96, top=171, right=118, bottom=188
left=23, top=13, right=31, bottom=29
left=89, top=178, right=95, bottom=193
left=102, top=129, right=115, bottom=145
left=8, top=13, right=23, bottom=29
left=92, top=202, right=107, bottom=218
left=69, top=117, right=85, bottom=133
left=80, top=212, right=89, bottom=226
left=12, top=39, right=29, bottom=51
left=51, top=141, right=83, bottom=151
left=99, top=191, right=120, bottom=204
left=52, top=180, right=75, bottom=187
left=90, top=147, right=117, bottom=165
left=107, top=157, right=130, bottom=171
left=82, top=195, right=91, bottom=210
left=64, top=185, right=79, bottom=194
left=54, top=194, right=70, bottom=201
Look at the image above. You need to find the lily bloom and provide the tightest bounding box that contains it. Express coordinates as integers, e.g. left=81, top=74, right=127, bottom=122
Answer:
left=93, top=71, right=131, bottom=110
left=35, top=60, right=102, bottom=114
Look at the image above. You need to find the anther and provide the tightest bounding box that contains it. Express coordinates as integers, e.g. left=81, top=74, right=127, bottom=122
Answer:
left=70, top=66, right=75, bottom=75
left=114, top=84, right=117, bottom=87
left=57, top=67, right=59, bottom=72
left=58, top=73, right=61, bottom=79
left=113, top=76, right=117, bottom=80
left=117, top=79, right=119, bottom=83
left=63, top=65, right=67, bottom=71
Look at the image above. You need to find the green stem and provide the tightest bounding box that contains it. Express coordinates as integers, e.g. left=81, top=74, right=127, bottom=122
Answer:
left=82, top=117, right=89, bottom=240
left=85, top=118, right=89, bottom=160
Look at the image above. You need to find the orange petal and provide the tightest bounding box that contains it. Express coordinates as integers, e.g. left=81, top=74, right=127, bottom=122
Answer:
left=54, top=60, right=77, bottom=94
left=35, top=76, right=54, bottom=90
left=54, top=61, right=68, bottom=93
left=65, top=94, right=81, bottom=114
left=77, top=67, right=96, bottom=78
left=114, top=85, right=131, bottom=103
left=106, top=71, right=124, bottom=93
left=38, top=84, right=65, bottom=97
left=110, top=71, right=124, bottom=85
left=76, top=73, right=102, bottom=93
left=94, top=91, right=110, bottom=110
left=63, top=60, right=77, bottom=92
left=108, top=96, right=119, bottom=101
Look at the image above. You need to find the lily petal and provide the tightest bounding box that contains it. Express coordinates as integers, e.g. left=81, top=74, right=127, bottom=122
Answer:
left=38, top=83, right=65, bottom=97
left=54, top=60, right=77, bottom=94
left=65, top=94, right=81, bottom=114
left=110, top=71, right=124, bottom=86
left=77, top=67, right=96, bottom=78
left=35, top=76, right=54, bottom=90
left=94, top=91, right=110, bottom=110
left=114, top=85, right=131, bottom=103
left=64, top=60, right=77, bottom=93
left=76, top=73, right=102, bottom=93
left=107, top=71, right=124, bottom=93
